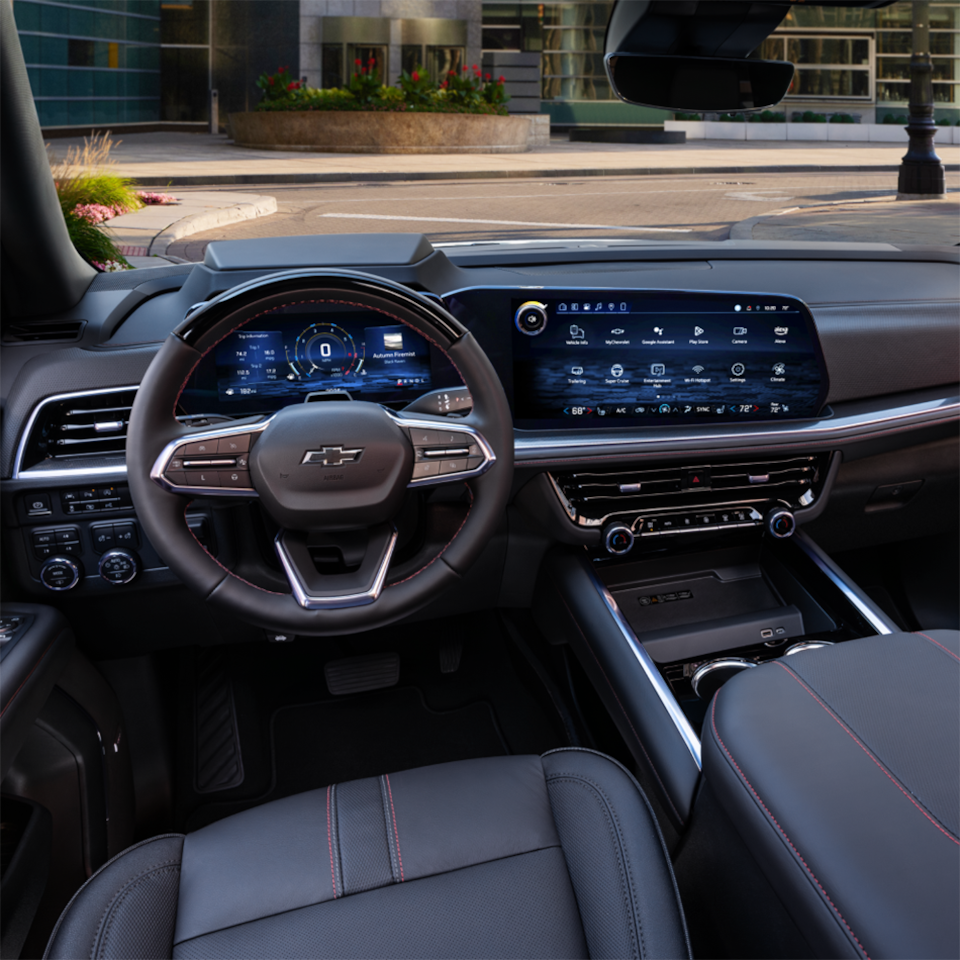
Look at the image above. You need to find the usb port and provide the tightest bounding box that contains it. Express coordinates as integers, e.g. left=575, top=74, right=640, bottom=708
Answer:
left=760, top=628, right=774, bottom=639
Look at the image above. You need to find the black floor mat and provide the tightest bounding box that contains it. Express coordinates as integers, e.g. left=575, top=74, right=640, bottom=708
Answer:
left=271, top=688, right=508, bottom=796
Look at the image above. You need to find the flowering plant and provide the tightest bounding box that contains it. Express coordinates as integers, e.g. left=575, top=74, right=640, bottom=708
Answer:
left=256, top=65, right=301, bottom=103
left=397, top=66, right=436, bottom=108
left=138, top=190, right=179, bottom=204
left=347, top=57, right=382, bottom=105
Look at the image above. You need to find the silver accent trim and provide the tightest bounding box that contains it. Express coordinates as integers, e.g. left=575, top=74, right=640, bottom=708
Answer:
left=690, top=658, right=757, bottom=699
left=274, top=526, right=398, bottom=610
left=793, top=529, right=897, bottom=635
left=301, top=446, right=363, bottom=467
left=389, top=411, right=496, bottom=487
left=98, top=548, right=139, bottom=586
left=785, top=640, right=835, bottom=656
left=766, top=507, right=796, bottom=539
left=39, top=556, right=81, bottom=592
left=584, top=563, right=702, bottom=769
left=150, top=420, right=268, bottom=498
left=13, top=385, right=140, bottom=481
left=603, top=523, right=634, bottom=555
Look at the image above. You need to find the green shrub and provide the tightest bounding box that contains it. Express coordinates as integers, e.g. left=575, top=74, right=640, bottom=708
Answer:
left=673, top=112, right=701, bottom=121
left=256, top=66, right=301, bottom=102
left=936, top=117, right=951, bottom=125
left=829, top=113, right=855, bottom=123
left=802, top=110, right=827, bottom=123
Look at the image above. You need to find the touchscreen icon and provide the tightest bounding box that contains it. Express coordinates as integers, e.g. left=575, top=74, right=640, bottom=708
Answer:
left=610, top=364, right=624, bottom=377
left=558, top=303, right=567, bottom=311
left=772, top=363, right=786, bottom=375
left=694, top=326, right=704, bottom=336
left=569, top=325, right=585, bottom=339
left=383, top=332, right=404, bottom=351
left=650, top=363, right=666, bottom=376
left=692, top=365, right=705, bottom=374
left=733, top=326, right=748, bottom=336
left=571, top=365, right=583, bottom=376
left=611, top=327, right=625, bottom=335
left=653, top=326, right=664, bottom=336
left=774, top=326, right=789, bottom=336
left=731, top=362, right=746, bottom=377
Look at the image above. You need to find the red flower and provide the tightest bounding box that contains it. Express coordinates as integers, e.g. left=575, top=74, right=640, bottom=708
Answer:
left=287, top=80, right=300, bottom=91
left=462, top=65, right=467, bottom=71
left=499, top=75, right=505, bottom=83
left=411, top=70, right=419, bottom=81
left=472, top=64, right=477, bottom=70
left=268, top=76, right=275, bottom=85
left=355, top=59, right=362, bottom=66
left=485, top=73, right=491, bottom=80
left=441, top=79, right=448, bottom=88
left=449, top=70, right=455, bottom=76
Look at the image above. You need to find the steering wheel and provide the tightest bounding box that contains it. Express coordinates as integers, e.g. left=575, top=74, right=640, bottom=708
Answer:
left=126, top=270, right=514, bottom=636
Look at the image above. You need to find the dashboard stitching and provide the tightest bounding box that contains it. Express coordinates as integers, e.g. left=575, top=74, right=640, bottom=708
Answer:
left=774, top=661, right=959, bottom=845
left=388, top=485, right=474, bottom=587
left=914, top=631, right=960, bottom=664
left=710, top=697, right=871, bottom=960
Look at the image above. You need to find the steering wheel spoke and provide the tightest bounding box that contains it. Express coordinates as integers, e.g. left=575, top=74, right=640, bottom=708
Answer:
left=391, top=412, right=496, bottom=488
left=275, top=523, right=399, bottom=609
left=150, top=418, right=269, bottom=497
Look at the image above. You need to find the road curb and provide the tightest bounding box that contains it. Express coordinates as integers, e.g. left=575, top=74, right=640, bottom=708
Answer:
left=729, top=207, right=801, bottom=239
left=147, top=195, right=277, bottom=256
left=130, top=162, right=960, bottom=188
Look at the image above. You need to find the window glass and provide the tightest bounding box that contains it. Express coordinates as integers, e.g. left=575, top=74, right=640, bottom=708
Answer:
left=786, top=38, right=870, bottom=66
left=795, top=69, right=870, bottom=97
left=322, top=44, right=343, bottom=88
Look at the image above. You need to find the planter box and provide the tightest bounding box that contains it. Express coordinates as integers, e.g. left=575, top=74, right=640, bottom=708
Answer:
left=746, top=123, right=786, bottom=140
left=230, top=110, right=532, bottom=154
left=666, top=119, right=958, bottom=144
left=786, top=124, right=829, bottom=141
left=702, top=121, right=746, bottom=140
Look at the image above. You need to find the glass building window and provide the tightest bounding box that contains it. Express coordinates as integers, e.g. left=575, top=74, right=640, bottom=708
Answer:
left=322, top=44, right=344, bottom=88
left=762, top=34, right=873, bottom=99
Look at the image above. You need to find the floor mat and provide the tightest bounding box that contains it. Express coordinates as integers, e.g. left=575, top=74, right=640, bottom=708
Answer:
left=270, top=687, right=508, bottom=797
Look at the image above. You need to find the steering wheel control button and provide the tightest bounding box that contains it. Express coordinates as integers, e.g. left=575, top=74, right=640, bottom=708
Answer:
left=407, top=428, right=441, bottom=446
left=217, top=434, right=251, bottom=454
left=40, top=556, right=81, bottom=591
left=184, top=470, right=221, bottom=487
left=183, top=439, right=219, bottom=456
left=99, top=549, right=139, bottom=586
left=412, top=461, right=440, bottom=479
left=219, top=470, right=253, bottom=488
left=515, top=301, right=548, bottom=336
left=439, top=458, right=469, bottom=474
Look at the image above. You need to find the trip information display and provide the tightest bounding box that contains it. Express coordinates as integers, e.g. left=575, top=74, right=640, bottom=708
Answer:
left=179, top=303, right=439, bottom=415
left=504, top=290, right=828, bottom=428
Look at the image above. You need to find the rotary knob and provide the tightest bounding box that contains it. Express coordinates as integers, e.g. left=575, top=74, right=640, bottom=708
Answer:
left=603, top=522, right=635, bottom=556
left=40, top=556, right=82, bottom=591
left=98, top=549, right=139, bottom=586
left=765, top=507, right=796, bottom=539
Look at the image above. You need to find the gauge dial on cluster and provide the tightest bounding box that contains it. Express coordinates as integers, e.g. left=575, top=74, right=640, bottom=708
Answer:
left=290, top=322, right=364, bottom=379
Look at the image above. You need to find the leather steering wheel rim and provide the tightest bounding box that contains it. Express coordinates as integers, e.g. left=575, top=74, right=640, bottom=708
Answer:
left=126, top=270, right=514, bottom=636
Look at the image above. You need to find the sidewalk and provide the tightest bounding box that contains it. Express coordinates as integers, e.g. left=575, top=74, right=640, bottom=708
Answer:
left=102, top=190, right=275, bottom=266
left=56, top=131, right=960, bottom=187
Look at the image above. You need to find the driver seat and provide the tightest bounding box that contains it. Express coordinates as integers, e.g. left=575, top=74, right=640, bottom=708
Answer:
left=44, top=749, right=691, bottom=959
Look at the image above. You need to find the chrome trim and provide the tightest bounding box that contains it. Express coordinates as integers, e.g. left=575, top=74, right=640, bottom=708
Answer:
left=39, top=556, right=81, bottom=592
left=690, top=658, right=756, bottom=699
left=150, top=419, right=269, bottom=498
left=515, top=395, right=960, bottom=461
left=584, top=563, right=702, bottom=769
left=785, top=640, right=835, bottom=656
left=12, top=385, right=140, bottom=480
left=388, top=411, right=496, bottom=488
left=546, top=472, right=580, bottom=522
left=274, top=526, right=398, bottom=610
left=766, top=507, right=796, bottom=539
left=793, top=529, right=896, bottom=635
left=98, top=549, right=139, bottom=586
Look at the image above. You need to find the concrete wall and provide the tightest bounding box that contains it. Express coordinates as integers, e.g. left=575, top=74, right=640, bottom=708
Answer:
left=299, top=0, right=481, bottom=88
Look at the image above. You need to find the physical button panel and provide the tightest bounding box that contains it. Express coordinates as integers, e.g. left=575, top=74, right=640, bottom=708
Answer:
left=90, top=521, right=139, bottom=553
left=61, top=485, right=131, bottom=515
left=636, top=507, right=763, bottom=537
left=31, top=526, right=80, bottom=560
left=406, top=427, right=487, bottom=481
left=161, top=433, right=256, bottom=492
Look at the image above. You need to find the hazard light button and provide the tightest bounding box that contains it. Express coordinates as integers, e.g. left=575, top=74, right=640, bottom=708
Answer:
left=682, top=468, right=711, bottom=490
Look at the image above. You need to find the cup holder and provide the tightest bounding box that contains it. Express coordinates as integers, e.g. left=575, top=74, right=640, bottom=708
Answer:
left=784, top=640, right=835, bottom=656
left=691, top=657, right=757, bottom=700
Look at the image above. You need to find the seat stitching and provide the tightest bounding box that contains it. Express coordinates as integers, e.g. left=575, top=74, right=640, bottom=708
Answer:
left=556, top=591, right=683, bottom=824
left=710, top=698, right=872, bottom=960
left=384, top=773, right=405, bottom=882
left=914, top=631, right=960, bottom=663
left=546, top=773, right=642, bottom=960
left=775, top=661, right=959, bottom=844
left=90, top=860, right=181, bottom=959
left=330, top=783, right=343, bottom=898
left=378, top=775, right=400, bottom=883
left=325, top=785, right=338, bottom=899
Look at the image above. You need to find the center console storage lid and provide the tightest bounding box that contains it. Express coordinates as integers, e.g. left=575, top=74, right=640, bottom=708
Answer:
left=702, top=631, right=960, bottom=960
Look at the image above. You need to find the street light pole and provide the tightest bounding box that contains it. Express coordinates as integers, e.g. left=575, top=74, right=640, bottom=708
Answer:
left=897, top=0, right=944, bottom=198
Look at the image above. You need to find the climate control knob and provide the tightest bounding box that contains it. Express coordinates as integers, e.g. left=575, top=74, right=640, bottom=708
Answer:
left=99, top=549, right=139, bottom=586
left=603, top=523, right=635, bottom=556
left=40, top=556, right=81, bottom=591
left=766, top=507, right=796, bottom=539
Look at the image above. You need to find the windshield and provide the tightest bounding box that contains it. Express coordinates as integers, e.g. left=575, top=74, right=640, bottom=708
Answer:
left=17, top=0, right=958, bottom=270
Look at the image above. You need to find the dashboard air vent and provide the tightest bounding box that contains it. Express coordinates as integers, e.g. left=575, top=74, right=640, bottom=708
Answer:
left=18, top=388, right=137, bottom=472
left=552, top=453, right=830, bottom=526
left=2, top=319, right=86, bottom=343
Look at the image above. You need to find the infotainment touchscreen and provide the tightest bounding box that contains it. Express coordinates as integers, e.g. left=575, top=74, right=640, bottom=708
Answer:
left=447, top=288, right=828, bottom=429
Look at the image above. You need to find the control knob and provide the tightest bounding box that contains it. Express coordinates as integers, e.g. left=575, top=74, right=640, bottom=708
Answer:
left=99, top=549, right=139, bottom=586
left=40, top=556, right=82, bottom=591
left=765, top=507, right=796, bottom=539
left=603, top=522, right=635, bottom=556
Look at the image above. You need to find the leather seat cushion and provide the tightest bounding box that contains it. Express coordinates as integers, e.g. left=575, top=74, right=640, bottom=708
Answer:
left=46, top=749, right=691, bottom=960
left=703, top=630, right=960, bottom=960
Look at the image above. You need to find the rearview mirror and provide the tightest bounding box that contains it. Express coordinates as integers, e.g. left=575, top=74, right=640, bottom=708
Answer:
left=605, top=53, right=795, bottom=112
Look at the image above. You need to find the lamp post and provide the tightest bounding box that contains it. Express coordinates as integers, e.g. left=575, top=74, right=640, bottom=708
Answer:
left=897, top=0, right=944, bottom=198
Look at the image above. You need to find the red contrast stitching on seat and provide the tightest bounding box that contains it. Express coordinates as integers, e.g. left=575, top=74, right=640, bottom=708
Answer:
left=774, top=662, right=959, bottom=845
left=326, top=785, right=338, bottom=899
left=710, top=697, right=872, bottom=960
left=384, top=773, right=404, bottom=882
left=914, top=631, right=960, bottom=664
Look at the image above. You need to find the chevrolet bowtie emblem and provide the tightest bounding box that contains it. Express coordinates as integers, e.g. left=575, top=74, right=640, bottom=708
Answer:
left=301, top=446, right=364, bottom=467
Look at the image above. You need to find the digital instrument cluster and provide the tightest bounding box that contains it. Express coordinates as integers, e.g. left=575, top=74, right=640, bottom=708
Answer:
left=179, top=302, right=458, bottom=415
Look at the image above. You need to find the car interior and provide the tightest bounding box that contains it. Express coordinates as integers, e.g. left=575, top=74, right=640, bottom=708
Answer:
left=1, top=1, right=958, bottom=958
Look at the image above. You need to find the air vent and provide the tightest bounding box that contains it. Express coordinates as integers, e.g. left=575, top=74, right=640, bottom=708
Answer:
left=552, top=453, right=830, bottom=526
left=18, top=388, right=137, bottom=473
left=2, top=320, right=86, bottom=343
